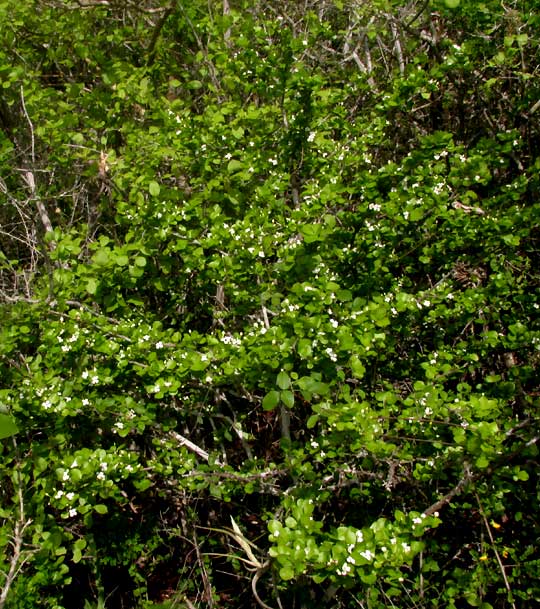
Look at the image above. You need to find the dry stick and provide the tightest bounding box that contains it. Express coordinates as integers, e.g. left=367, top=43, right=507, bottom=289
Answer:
left=222, top=0, right=231, bottom=43
left=423, top=464, right=473, bottom=516
left=0, top=440, right=33, bottom=609
left=169, top=430, right=219, bottom=464
left=390, top=20, right=405, bottom=75
left=192, top=528, right=214, bottom=609
left=252, top=564, right=275, bottom=609
left=419, top=550, right=424, bottom=600
left=146, top=3, right=174, bottom=67
left=363, top=37, right=377, bottom=90
left=424, top=431, right=539, bottom=517
left=19, top=86, right=34, bottom=164
left=475, top=493, right=517, bottom=609
left=20, top=86, right=56, bottom=285
left=259, top=297, right=290, bottom=441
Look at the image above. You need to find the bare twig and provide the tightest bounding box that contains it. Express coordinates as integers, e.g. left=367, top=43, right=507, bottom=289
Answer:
left=252, top=564, right=274, bottom=609
left=475, top=493, right=517, bottom=609
left=390, top=20, right=405, bottom=75
left=423, top=464, right=473, bottom=516
left=19, top=87, right=34, bottom=165
left=146, top=3, right=175, bottom=66
left=20, top=88, right=55, bottom=255
left=192, top=527, right=214, bottom=608
left=169, top=430, right=217, bottom=463
left=0, top=440, right=34, bottom=609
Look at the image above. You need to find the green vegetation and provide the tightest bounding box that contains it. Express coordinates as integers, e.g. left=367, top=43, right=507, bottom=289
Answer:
left=1, top=0, right=539, bottom=607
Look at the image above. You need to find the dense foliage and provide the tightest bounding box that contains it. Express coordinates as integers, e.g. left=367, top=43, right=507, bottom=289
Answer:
left=1, top=0, right=539, bottom=608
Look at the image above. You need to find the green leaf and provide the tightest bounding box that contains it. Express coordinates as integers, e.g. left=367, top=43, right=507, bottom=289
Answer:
left=279, top=566, right=295, bottom=581
left=227, top=159, right=244, bottom=173
left=444, top=0, right=460, bottom=6
left=297, top=338, right=312, bottom=358
left=134, top=256, right=147, bottom=267
left=277, top=371, right=290, bottom=390
left=350, top=356, right=366, bottom=379
left=476, top=455, right=489, bottom=469
left=86, top=278, right=98, bottom=294
left=93, top=248, right=110, bottom=266
left=94, top=504, right=108, bottom=514
left=307, top=414, right=319, bottom=429
left=280, top=390, right=295, bottom=409
left=0, top=413, right=18, bottom=439
left=262, top=390, right=280, bottom=411
left=115, top=254, right=129, bottom=266
left=148, top=181, right=160, bottom=197
left=73, top=547, right=82, bottom=563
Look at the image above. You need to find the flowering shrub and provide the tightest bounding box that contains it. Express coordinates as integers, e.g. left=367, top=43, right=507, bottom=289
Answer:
left=1, top=0, right=539, bottom=608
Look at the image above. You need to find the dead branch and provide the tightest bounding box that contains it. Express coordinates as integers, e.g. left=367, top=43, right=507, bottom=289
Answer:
left=475, top=493, right=517, bottom=609
left=0, top=440, right=34, bottom=609
left=423, top=463, right=473, bottom=516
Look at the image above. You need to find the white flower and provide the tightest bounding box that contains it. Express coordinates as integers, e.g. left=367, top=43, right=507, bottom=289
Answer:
left=307, top=131, right=316, bottom=142
left=433, top=182, right=445, bottom=195
left=66, top=492, right=75, bottom=501
left=62, top=470, right=70, bottom=481
left=55, top=490, right=64, bottom=499
left=413, top=517, right=423, bottom=525
left=68, top=508, right=77, bottom=518
left=82, top=370, right=89, bottom=379
left=325, top=347, right=337, bottom=362
left=356, top=530, right=364, bottom=543
left=155, top=341, right=164, bottom=349
left=43, top=400, right=52, bottom=409
left=91, top=376, right=99, bottom=385
left=337, top=563, right=351, bottom=576
left=360, top=549, right=374, bottom=561
left=82, top=398, right=90, bottom=406
left=97, top=471, right=105, bottom=480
